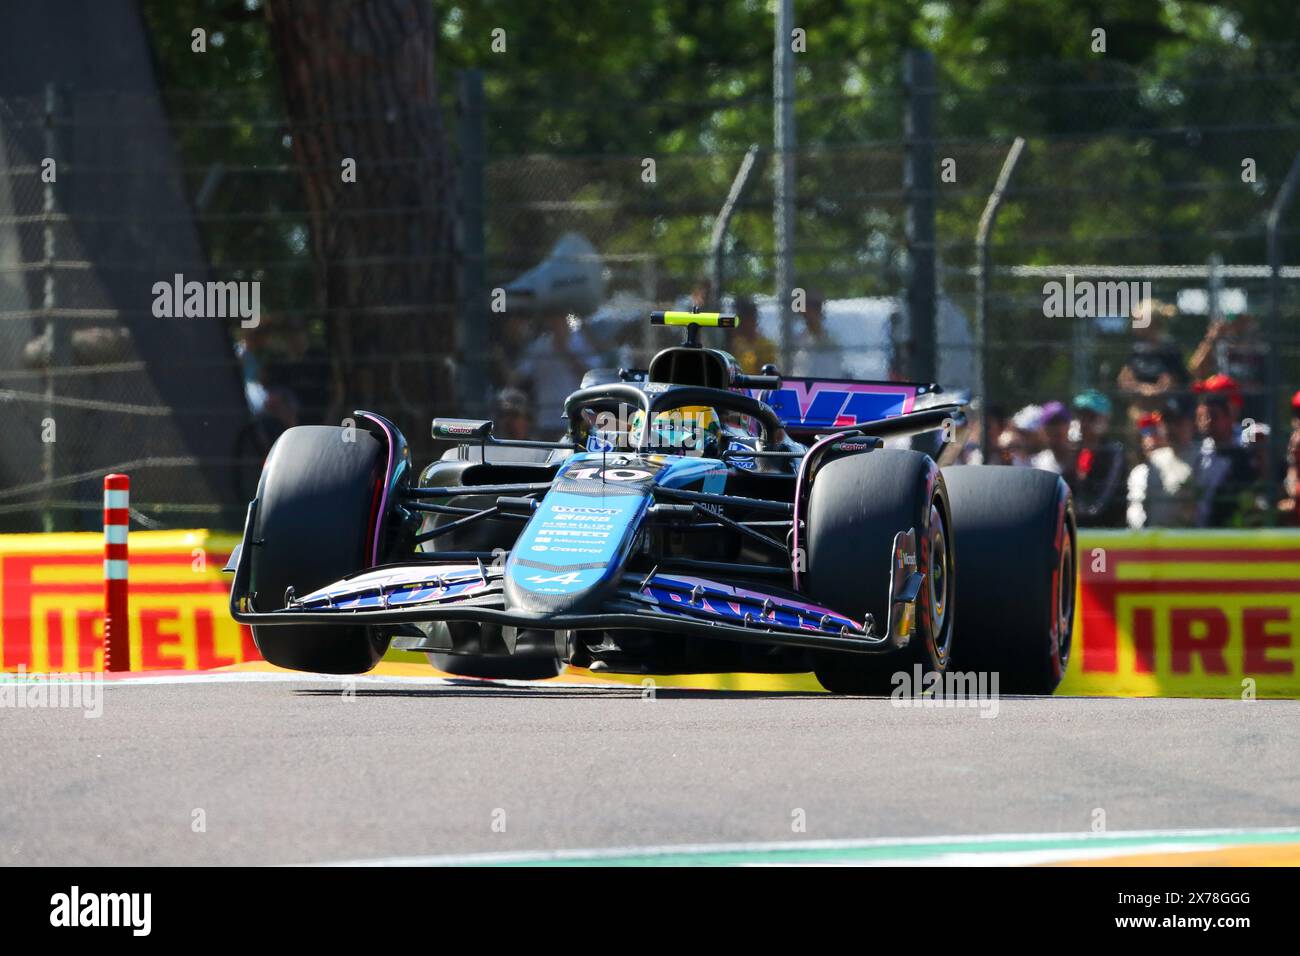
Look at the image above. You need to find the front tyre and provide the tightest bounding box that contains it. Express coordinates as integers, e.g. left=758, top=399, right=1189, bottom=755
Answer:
left=806, top=450, right=955, bottom=695
left=247, top=425, right=391, bottom=674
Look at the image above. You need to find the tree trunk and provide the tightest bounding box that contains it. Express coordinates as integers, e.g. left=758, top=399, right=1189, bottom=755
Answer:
left=264, top=0, right=456, bottom=429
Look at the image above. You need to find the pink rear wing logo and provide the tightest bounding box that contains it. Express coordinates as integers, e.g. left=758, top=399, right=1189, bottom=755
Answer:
left=743, top=379, right=922, bottom=430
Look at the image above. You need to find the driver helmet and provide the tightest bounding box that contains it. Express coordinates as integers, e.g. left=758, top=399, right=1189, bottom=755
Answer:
left=630, top=405, right=722, bottom=456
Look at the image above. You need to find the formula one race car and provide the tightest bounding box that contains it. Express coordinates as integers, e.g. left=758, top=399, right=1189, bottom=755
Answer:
left=226, top=311, right=1077, bottom=695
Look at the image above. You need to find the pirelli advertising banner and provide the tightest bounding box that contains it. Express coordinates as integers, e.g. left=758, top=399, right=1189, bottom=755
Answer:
left=0, top=528, right=1297, bottom=697
left=1067, top=529, right=1299, bottom=698
left=0, top=531, right=256, bottom=673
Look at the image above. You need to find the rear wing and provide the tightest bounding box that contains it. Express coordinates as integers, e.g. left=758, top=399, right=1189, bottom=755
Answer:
left=740, top=377, right=955, bottom=437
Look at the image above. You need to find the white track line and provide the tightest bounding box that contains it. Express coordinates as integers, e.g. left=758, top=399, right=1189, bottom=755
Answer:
left=309, top=826, right=1300, bottom=867
left=0, top=670, right=636, bottom=690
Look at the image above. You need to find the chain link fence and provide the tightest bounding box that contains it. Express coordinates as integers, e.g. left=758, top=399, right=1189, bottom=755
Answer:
left=0, top=88, right=250, bottom=532
left=1, top=49, right=1298, bottom=531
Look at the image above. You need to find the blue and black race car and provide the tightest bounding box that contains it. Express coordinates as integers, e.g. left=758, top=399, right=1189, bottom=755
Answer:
left=226, top=311, right=1076, bottom=695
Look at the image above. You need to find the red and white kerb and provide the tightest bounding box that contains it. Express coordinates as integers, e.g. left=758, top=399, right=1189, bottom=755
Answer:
left=103, top=473, right=130, bottom=671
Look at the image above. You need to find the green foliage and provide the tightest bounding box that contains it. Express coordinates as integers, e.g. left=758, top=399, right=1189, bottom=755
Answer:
left=137, top=0, right=1300, bottom=377
left=139, top=0, right=316, bottom=348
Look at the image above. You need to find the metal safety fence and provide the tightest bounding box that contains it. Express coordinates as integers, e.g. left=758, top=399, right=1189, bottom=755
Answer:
left=1, top=47, right=1298, bottom=531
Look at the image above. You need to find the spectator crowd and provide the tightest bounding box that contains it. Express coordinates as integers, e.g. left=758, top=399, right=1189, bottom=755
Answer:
left=232, top=286, right=1296, bottom=529
left=966, top=299, right=1295, bottom=529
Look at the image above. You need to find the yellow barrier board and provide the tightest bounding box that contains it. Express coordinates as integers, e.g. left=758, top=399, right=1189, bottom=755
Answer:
left=1063, top=529, right=1299, bottom=697
left=1, top=528, right=1296, bottom=697
left=0, top=530, right=254, bottom=672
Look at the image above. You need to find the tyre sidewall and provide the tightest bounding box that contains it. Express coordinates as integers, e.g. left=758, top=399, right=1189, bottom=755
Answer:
left=806, top=451, right=955, bottom=691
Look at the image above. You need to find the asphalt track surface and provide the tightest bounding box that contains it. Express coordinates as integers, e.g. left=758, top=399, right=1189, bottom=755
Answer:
left=2, top=674, right=1299, bottom=866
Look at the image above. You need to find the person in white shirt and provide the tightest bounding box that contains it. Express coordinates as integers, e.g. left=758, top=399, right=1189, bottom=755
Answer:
left=790, top=290, right=841, bottom=378
left=516, top=311, right=598, bottom=431
left=1126, top=401, right=1197, bottom=528
left=1030, top=401, right=1072, bottom=473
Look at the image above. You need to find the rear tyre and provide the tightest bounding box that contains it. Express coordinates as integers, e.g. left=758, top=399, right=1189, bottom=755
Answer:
left=248, top=425, right=390, bottom=674
left=806, top=450, right=954, bottom=695
left=942, top=466, right=1076, bottom=695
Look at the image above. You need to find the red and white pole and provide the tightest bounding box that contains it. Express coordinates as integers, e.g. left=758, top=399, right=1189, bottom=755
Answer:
left=103, top=473, right=130, bottom=672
